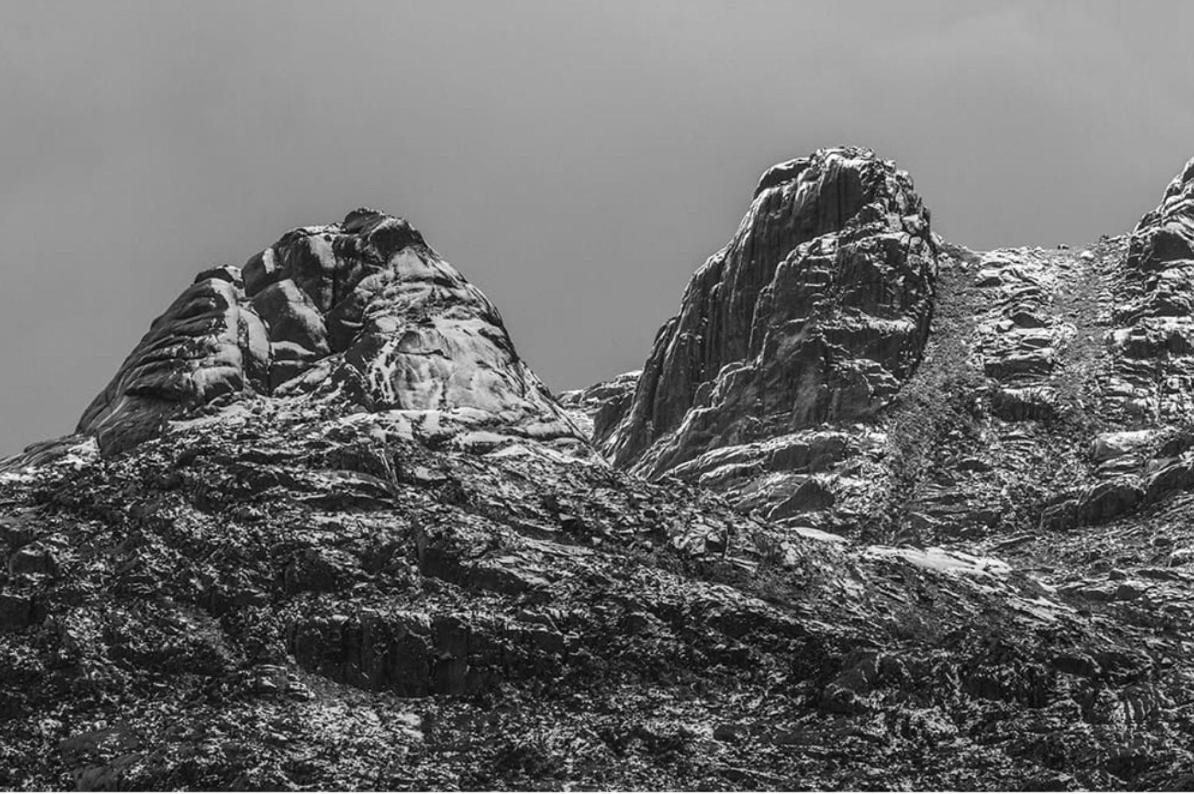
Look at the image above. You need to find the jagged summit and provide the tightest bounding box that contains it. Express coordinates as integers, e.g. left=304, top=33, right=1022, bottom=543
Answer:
left=752, top=145, right=883, bottom=197
left=598, top=147, right=937, bottom=514
left=76, top=209, right=586, bottom=457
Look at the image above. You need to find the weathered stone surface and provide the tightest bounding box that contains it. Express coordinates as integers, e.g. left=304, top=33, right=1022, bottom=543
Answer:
left=593, top=148, right=936, bottom=522
left=1109, top=157, right=1194, bottom=423
left=0, top=592, right=36, bottom=631
left=77, top=276, right=258, bottom=454
left=558, top=370, right=639, bottom=446
left=573, top=156, right=1194, bottom=545
left=1145, top=459, right=1194, bottom=503
left=547, top=155, right=1194, bottom=561
left=1077, top=480, right=1144, bottom=524
left=970, top=250, right=1076, bottom=405
left=1091, top=430, right=1156, bottom=462
left=7, top=544, right=58, bottom=578
left=76, top=210, right=586, bottom=458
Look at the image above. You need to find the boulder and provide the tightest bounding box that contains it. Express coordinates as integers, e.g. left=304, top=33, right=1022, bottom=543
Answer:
left=1144, top=461, right=1194, bottom=504
left=768, top=478, right=836, bottom=520
left=7, top=544, right=58, bottom=578
left=1091, top=430, right=1156, bottom=462
left=1077, top=481, right=1144, bottom=525
left=0, top=592, right=36, bottom=631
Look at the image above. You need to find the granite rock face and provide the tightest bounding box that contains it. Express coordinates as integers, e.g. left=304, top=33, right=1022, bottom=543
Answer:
left=599, top=148, right=937, bottom=520
left=569, top=154, right=1194, bottom=539
left=6, top=155, right=1194, bottom=789
left=557, top=370, right=640, bottom=447
left=1109, top=157, right=1194, bottom=423
left=77, top=209, right=585, bottom=457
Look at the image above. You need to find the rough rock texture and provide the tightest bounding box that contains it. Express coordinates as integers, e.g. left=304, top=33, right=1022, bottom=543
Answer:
left=5, top=157, right=1194, bottom=789
left=558, top=370, right=640, bottom=447
left=78, top=209, right=585, bottom=458
left=599, top=148, right=937, bottom=523
left=15, top=398, right=1181, bottom=790
left=1110, top=157, right=1194, bottom=423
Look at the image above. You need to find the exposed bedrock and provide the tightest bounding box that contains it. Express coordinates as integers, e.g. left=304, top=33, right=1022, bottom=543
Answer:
left=76, top=209, right=584, bottom=456
left=570, top=153, right=1194, bottom=537
left=1107, top=156, right=1194, bottom=423
left=600, top=147, right=938, bottom=487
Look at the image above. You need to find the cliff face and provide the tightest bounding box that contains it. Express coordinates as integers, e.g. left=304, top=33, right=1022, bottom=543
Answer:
left=1112, top=157, right=1194, bottom=422
left=3, top=160, right=1194, bottom=790
left=602, top=149, right=937, bottom=511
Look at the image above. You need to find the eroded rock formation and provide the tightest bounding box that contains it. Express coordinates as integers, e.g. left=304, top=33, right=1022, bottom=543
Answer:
left=1109, top=157, right=1194, bottom=422
left=77, top=209, right=585, bottom=457
left=597, top=147, right=937, bottom=521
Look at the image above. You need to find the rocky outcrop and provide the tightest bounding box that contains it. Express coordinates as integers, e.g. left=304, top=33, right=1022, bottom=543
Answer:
left=1107, top=157, right=1194, bottom=423
left=564, top=154, right=1194, bottom=539
left=557, top=370, right=639, bottom=447
left=971, top=249, right=1077, bottom=422
left=77, top=209, right=585, bottom=457
left=595, top=147, right=936, bottom=522
left=7, top=391, right=1194, bottom=789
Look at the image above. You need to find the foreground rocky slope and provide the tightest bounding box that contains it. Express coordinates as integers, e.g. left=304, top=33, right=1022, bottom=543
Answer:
left=2, top=158, right=1194, bottom=790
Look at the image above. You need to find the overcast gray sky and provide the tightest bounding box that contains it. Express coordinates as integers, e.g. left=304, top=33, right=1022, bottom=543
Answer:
left=2, top=1, right=1193, bottom=455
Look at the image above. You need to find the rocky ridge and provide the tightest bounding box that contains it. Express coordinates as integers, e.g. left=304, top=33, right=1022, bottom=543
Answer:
left=1, top=154, right=1194, bottom=789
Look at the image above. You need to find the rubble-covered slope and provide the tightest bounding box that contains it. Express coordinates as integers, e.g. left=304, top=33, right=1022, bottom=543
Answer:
left=6, top=369, right=1193, bottom=789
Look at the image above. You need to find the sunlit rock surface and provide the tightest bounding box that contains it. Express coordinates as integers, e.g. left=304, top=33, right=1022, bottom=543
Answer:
left=77, top=209, right=587, bottom=457
left=593, top=148, right=937, bottom=523
left=558, top=370, right=640, bottom=446
left=3, top=158, right=1194, bottom=789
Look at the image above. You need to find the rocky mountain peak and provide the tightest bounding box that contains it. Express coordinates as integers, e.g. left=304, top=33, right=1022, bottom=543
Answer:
left=8, top=152, right=1194, bottom=790
left=753, top=145, right=886, bottom=198
left=1127, top=154, right=1194, bottom=297
left=76, top=209, right=585, bottom=457
left=600, top=147, right=937, bottom=500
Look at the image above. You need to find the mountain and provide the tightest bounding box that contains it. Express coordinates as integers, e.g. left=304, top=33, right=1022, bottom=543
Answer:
left=2, top=159, right=1194, bottom=790
left=594, top=146, right=938, bottom=526
left=76, top=208, right=587, bottom=459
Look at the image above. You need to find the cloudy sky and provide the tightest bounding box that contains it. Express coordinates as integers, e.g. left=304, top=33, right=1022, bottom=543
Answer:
left=2, top=0, right=1193, bottom=454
